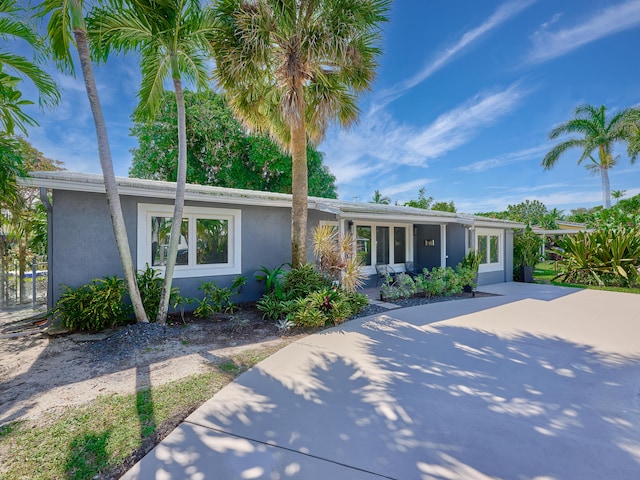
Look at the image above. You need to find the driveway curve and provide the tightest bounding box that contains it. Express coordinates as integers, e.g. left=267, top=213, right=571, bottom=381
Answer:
left=123, top=283, right=640, bottom=479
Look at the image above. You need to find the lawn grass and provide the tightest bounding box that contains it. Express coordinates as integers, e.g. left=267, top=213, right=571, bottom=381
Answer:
left=533, top=261, right=640, bottom=294
left=0, top=345, right=283, bottom=480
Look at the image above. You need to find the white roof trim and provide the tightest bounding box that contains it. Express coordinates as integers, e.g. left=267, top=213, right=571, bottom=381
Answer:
left=22, top=171, right=524, bottom=229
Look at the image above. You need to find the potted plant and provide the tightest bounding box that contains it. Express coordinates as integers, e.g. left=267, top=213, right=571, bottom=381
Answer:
left=514, top=226, right=543, bottom=283
left=459, top=250, right=481, bottom=294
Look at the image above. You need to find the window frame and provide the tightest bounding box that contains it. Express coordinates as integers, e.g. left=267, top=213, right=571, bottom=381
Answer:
left=137, top=203, right=241, bottom=278
left=351, top=221, right=411, bottom=274
left=475, top=228, right=503, bottom=273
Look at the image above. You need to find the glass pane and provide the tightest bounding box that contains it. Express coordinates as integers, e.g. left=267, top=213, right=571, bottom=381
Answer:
left=478, top=235, right=488, bottom=264
left=196, top=219, right=229, bottom=264
left=490, top=235, right=499, bottom=263
left=394, top=227, right=406, bottom=264
left=376, top=226, right=390, bottom=264
left=356, top=226, right=371, bottom=266
left=151, top=217, right=188, bottom=266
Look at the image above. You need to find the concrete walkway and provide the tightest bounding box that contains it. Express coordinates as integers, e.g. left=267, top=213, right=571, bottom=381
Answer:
left=123, top=283, right=640, bottom=479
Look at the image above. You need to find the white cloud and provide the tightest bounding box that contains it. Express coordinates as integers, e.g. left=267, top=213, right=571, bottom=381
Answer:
left=405, top=83, right=528, bottom=162
left=382, top=178, right=434, bottom=197
left=528, top=0, right=640, bottom=63
left=374, top=0, right=535, bottom=110
left=457, top=144, right=550, bottom=172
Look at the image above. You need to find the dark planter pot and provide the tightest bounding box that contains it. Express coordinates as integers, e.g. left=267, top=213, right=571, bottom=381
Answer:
left=463, top=284, right=473, bottom=293
left=520, top=265, right=534, bottom=283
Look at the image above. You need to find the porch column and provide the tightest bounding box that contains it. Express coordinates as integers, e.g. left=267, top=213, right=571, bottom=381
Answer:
left=440, top=224, right=447, bottom=268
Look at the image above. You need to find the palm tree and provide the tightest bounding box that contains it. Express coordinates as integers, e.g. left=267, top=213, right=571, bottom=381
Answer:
left=542, top=104, right=636, bottom=209
left=0, top=0, right=59, bottom=117
left=210, top=0, right=390, bottom=267
left=370, top=190, right=391, bottom=205
left=88, top=0, right=215, bottom=324
left=611, top=189, right=626, bottom=204
left=38, top=0, right=149, bottom=322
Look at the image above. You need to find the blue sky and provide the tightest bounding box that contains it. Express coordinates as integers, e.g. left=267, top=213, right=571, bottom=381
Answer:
left=17, top=0, right=640, bottom=214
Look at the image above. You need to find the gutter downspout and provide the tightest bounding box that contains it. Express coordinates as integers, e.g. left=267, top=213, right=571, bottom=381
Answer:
left=39, top=188, right=53, bottom=310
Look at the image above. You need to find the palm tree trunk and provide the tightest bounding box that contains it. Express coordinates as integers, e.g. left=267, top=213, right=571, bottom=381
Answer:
left=601, top=166, right=611, bottom=209
left=74, top=29, right=149, bottom=323
left=156, top=74, right=188, bottom=325
left=290, top=88, right=308, bottom=268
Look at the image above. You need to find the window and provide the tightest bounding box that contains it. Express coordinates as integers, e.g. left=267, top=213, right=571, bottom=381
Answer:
left=476, top=228, right=503, bottom=273
left=354, top=222, right=409, bottom=270
left=138, top=204, right=241, bottom=277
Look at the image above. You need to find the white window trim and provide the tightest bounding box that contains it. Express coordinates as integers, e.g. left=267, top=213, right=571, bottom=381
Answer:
left=352, top=222, right=411, bottom=274
left=476, top=228, right=503, bottom=273
left=137, top=203, right=241, bottom=278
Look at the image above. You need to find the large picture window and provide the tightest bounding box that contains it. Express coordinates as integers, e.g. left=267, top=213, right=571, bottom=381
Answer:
left=138, top=204, right=241, bottom=277
left=476, top=228, right=503, bottom=273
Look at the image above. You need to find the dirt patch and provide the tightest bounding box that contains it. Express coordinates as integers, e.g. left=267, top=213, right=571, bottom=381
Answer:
left=0, top=305, right=302, bottom=425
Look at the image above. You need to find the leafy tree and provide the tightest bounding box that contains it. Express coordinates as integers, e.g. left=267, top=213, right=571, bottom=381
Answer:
left=1, top=138, right=62, bottom=301
left=542, top=104, right=637, bottom=209
left=89, top=0, right=216, bottom=324
left=210, top=0, right=390, bottom=267
left=431, top=200, right=456, bottom=213
left=611, top=189, right=626, bottom=204
left=404, top=188, right=433, bottom=210
left=39, top=0, right=148, bottom=323
left=370, top=190, right=391, bottom=205
left=129, top=90, right=337, bottom=197
left=476, top=199, right=562, bottom=229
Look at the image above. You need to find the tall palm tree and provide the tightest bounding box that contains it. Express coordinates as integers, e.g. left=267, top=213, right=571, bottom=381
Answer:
left=542, top=104, right=636, bottom=209
left=210, top=0, right=390, bottom=267
left=370, top=190, right=390, bottom=205
left=0, top=0, right=59, bottom=117
left=38, top=0, right=149, bottom=323
left=88, top=0, right=216, bottom=324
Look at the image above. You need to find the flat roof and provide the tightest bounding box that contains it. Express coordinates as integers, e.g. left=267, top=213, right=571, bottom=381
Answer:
left=22, top=171, right=524, bottom=228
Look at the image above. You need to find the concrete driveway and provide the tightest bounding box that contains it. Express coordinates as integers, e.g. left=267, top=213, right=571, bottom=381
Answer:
left=123, top=283, right=640, bottom=479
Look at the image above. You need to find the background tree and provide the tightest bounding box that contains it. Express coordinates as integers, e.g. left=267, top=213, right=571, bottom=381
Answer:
left=39, top=0, right=148, bottom=322
left=431, top=200, right=456, bottom=213
left=129, top=90, right=337, bottom=197
left=542, top=104, right=637, bottom=209
left=89, top=0, right=216, bottom=324
left=476, top=199, right=563, bottom=229
left=404, top=188, right=433, bottom=210
left=611, top=189, right=626, bottom=204
left=370, top=190, right=391, bottom=205
left=210, top=0, right=390, bottom=267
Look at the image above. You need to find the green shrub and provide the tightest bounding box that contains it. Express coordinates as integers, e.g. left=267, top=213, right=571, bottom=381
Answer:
left=380, top=273, right=416, bottom=300
left=514, top=226, right=543, bottom=266
left=55, top=276, right=130, bottom=332
left=553, top=226, right=640, bottom=287
left=282, top=263, right=331, bottom=300
left=289, top=288, right=369, bottom=328
left=255, top=292, right=299, bottom=321
left=418, top=266, right=465, bottom=297
left=193, top=276, right=246, bottom=318
left=254, top=263, right=288, bottom=299
left=135, top=264, right=183, bottom=322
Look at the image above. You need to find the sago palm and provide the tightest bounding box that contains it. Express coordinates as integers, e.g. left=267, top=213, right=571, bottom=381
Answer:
left=210, top=0, right=390, bottom=267
left=37, top=0, right=149, bottom=323
left=88, top=0, right=216, bottom=324
left=542, top=104, right=636, bottom=209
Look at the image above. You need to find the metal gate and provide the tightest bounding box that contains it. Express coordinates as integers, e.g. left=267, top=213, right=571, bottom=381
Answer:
left=0, top=256, right=48, bottom=307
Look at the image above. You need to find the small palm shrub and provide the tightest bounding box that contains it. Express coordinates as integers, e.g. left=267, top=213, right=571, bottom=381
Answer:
left=55, top=276, right=130, bottom=332
left=312, top=224, right=365, bottom=292
left=553, top=226, right=640, bottom=287
left=193, top=276, right=247, bottom=318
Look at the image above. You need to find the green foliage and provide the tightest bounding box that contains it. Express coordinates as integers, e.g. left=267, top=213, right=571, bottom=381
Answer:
left=553, top=226, right=640, bottom=287
left=135, top=265, right=182, bottom=322
left=193, top=276, right=247, bottom=318
left=431, top=200, right=456, bottom=213
left=460, top=250, right=481, bottom=273
left=129, top=90, right=338, bottom=198
left=282, top=263, right=332, bottom=300
left=476, top=200, right=562, bottom=229
left=254, top=263, right=288, bottom=299
left=380, top=273, right=417, bottom=300
left=419, top=267, right=466, bottom=297
left=290, top=288, right=368, bottom=328
left=55, top=276, right=130, bottom=332
left=514, top=226, right=544, bottom=266
left=404, top=187, right=433, bottom=210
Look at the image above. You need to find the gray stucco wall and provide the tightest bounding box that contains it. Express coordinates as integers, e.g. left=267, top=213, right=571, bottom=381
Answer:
left=415, top=225, right=441, bottom=272
left=49, top=190, right=333, bottom=307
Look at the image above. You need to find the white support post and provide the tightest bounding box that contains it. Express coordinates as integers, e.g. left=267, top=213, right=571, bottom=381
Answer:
left=440, top=224, right=447, bottom=268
